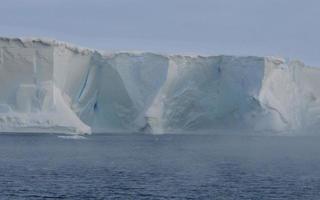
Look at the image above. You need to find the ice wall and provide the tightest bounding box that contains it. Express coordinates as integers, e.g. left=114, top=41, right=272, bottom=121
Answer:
left=0, top=38, right=90, bottom=134
left=0, top=37, right=319, bottom=135
left=146, top=56, right=265, bottom=133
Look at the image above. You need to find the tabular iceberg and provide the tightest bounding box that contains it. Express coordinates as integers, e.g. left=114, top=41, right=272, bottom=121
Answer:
left=0, top=37, right=319, bottom=135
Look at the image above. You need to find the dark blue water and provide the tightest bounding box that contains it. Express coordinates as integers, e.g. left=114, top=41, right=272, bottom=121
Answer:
left=0, top=134, right=320, bottom=199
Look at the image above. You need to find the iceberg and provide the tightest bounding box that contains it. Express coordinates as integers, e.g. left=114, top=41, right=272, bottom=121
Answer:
left=0, top=37, right=319, bottom=135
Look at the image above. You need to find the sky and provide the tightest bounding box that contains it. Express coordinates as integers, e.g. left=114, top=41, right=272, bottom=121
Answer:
left=0, top=0, right=319, bottom=66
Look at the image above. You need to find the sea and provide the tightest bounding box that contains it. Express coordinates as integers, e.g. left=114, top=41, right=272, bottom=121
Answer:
left=0, top=134, right=320, bottom=199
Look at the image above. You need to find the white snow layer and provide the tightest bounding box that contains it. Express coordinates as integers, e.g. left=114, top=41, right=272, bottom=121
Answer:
left=0, top=37, right=319, bottom=135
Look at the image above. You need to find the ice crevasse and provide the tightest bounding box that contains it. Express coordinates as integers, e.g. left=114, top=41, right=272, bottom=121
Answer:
left=0, top=37, right=319, bottom=135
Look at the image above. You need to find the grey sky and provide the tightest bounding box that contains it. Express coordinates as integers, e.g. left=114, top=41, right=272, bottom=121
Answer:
left=0, top=0, right=319, bottom=66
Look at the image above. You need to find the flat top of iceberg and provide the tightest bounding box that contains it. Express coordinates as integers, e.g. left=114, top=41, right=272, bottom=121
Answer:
left=0, top=36, right=291, bottom=64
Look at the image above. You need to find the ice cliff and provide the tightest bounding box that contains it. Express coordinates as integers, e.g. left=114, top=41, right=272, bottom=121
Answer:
left=0, top=37, right=319, bottom=135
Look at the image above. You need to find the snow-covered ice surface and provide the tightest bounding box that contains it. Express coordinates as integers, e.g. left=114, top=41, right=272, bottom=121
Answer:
left=0, top=37, right=319, bottom=135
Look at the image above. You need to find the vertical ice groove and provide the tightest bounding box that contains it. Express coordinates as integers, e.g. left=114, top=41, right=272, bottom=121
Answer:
left=0, top=48, right=3, bottom=65
left=77, top=67, right=90, bottom=102
left=33, top=50, right=38, bottom=85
